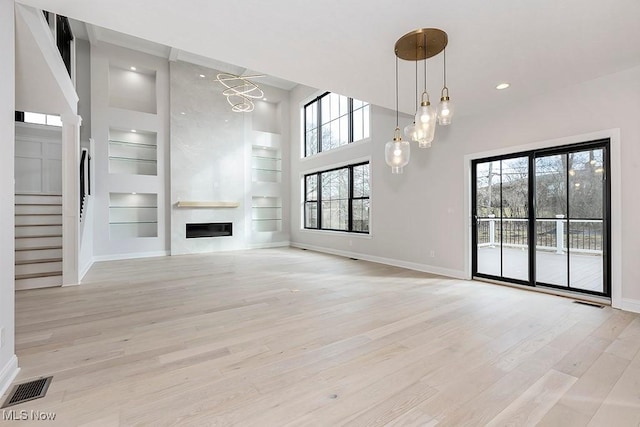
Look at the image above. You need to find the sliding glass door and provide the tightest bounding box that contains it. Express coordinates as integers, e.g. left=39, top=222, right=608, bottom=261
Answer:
left=472, top=139, right=610, bottom=297
left=474, top=156, right=530, bottom=283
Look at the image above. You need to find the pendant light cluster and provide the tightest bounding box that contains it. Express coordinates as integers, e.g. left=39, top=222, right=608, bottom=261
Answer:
left=385, top=28, right=454, bottom=174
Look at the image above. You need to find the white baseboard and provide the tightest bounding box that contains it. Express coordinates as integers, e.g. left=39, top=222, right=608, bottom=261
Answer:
left=0, top=355, right=19, bottom=398
left=291, top=242, right=466, bottom=279
left=78, top=259, right=94, bottom=283
left=621, top=298, right=640, bottom=314
left=92, top=250, right=170, bottom=262
left=248, top=241, right=291, bottom=249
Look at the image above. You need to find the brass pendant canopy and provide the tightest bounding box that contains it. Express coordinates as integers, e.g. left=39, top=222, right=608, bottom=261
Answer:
left=394, top=28, right=448, bottom=61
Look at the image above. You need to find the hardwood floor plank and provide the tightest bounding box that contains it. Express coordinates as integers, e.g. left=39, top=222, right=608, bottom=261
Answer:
left=553, top=335, right=612, bottom=377
left=485, top=369, right=577, bottom=426
left=551, top=352, right=630, bottom=419
left=587, top=349, right=640, bottom=426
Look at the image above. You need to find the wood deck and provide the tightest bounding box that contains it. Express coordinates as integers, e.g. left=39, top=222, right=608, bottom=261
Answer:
left=7, top=247, right=638, bottom=426
left=477, top=246, right=604, bottom=292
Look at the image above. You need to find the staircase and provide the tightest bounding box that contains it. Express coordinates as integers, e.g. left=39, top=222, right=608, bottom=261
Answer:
left=15, top=194, right=63, bottom=290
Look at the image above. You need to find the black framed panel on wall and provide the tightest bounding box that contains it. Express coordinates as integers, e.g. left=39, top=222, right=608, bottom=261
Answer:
left=471, top=139, right=611, bottom=298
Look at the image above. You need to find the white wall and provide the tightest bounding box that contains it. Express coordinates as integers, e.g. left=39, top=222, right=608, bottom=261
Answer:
left=91, top=43, right=169, bottom=259
left=169, top=61, right=290, bottom=254
left=289, top=65, right=640, bottom=310
left=0, top=0, right=19, bottom=396
left=15, top=123, right=62, bottom=194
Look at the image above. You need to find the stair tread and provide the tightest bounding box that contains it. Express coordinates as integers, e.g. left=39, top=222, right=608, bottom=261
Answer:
left=15, top=271, right=62, bottom=280
left=15, top=193, right=62, bottom=196
left=15, top=203, right=62, bottom=206
left=15, top=234, right=63, bottom=239
left=15, top=246, right=63, bottom=251
left=15, top=214, right=62, bottom=216
left=15, top=224, right=63, bottom=227
left=15, top=258, right=62, bottom=265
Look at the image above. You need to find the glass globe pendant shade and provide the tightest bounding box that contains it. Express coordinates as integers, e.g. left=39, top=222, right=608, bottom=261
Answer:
left=385, top=128, right=410, bottom=174
left=437, top=87, right=454, bottom=125
left=404, top=122, right=418, bottom=142
left=415, top=93, right=436, bottom=148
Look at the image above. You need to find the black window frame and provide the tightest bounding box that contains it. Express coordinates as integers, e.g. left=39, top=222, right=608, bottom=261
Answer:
left=303, top=92, right=369, bottom=157
left=304, top=161, right=370, bottom=234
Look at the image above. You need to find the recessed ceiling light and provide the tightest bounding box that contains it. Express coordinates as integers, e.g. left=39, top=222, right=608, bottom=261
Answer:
left=131, top=129, right=137, bottom=133
left=199, top=74, right=206, bottom=78
left=130, top=66, right=137, bottom=71
left=131, top=192, right=137, bottom=195
left=180, top=112, right=186, bottom=115
left=496, top=83, right=510, bottom=90
left=263, top=97, right=268, bottom=101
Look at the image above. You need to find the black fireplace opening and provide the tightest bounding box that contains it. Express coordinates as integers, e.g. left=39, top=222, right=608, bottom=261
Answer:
left=186, top=222, right=232, bottom=238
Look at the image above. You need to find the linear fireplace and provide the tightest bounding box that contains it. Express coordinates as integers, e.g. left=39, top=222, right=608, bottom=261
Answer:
left=186, top=222, right=232, bottom=238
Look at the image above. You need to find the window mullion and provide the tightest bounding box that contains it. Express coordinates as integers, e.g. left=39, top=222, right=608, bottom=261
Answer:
left=348, top=98, right=354, bottom=144
left=317, top=173, right=322, bottom=230
left=317, top=96, right=323, bottom=153
left=348, top=165, right=354, bottom=231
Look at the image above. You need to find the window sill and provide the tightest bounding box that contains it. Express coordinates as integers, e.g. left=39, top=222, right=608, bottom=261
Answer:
left=300, top=228, right=373, bottom=239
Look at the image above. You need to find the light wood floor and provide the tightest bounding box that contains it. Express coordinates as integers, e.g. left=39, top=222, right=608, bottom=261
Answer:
left=7, top=247, right=640, bottom=426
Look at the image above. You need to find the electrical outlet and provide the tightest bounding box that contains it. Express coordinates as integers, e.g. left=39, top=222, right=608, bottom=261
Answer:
left=429, top=250, right=436, bottom=258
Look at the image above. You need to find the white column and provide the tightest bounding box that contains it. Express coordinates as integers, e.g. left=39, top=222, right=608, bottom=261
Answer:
left=555, top=214, right=565, bottom=254
left=0, top=0, right=19, bottom=397
left=488, top=214, right=496, bottom=248
left=61, top=113, right=82, bottom=286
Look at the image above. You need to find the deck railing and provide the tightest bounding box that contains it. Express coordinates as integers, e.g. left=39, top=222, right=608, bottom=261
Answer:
left=477, top=215, right=603, bottom=254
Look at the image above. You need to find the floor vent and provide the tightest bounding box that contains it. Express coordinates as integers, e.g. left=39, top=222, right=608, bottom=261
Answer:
left=2, top=377, right=52, bottom=408
left=573, top=300, right=605, bottom=309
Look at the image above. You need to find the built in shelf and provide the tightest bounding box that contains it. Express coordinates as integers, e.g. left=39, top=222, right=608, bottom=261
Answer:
left=108, top=140, right=157, bottom=148
left=251, top=196, right=282, bottom=232
left=109, top=193, right=158, bottom=239
left=175, top=201, right=239, bottom=208
left=110, top=221, right=158, bottom=224
left=108, top=129, right=158, bottom=176
left=251, top=147, right=281, bottom=183
left=108, top=156, right=157, bottom=163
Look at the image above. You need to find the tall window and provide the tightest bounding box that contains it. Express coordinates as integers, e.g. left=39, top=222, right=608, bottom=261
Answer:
left=304, top=162, right=370, bottom=233
left=304, top=92, right=370, bottom=157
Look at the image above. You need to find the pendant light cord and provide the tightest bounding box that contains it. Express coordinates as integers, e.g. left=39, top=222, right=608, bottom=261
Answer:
left=415, top=61, right=418, bottom=107
left=395, top=55, right=399, bottom=127
left=423, top=32, right=427, bottom=93
left=443, top=48, right=447, bottom=89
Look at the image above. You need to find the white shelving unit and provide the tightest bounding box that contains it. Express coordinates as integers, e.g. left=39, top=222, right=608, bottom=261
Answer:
left=252, top=196, right=282, bottom=232
left=108, top=129, right=157, bottom=176
left=109, top=192, right=158, bottom=239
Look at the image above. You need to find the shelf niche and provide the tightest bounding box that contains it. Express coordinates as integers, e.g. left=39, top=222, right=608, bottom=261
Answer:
left=108, top=128, right=157, bottom=176
left=252, top=196, right=282, bottom=232
left=251, top=146, right=281, bottom=183
left=108, top=64, right=157, bottom=114
left=109, top=192, right=158, bottom=239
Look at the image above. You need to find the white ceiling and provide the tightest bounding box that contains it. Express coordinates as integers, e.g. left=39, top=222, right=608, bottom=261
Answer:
left=16, top=0, right=640, bottom=116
